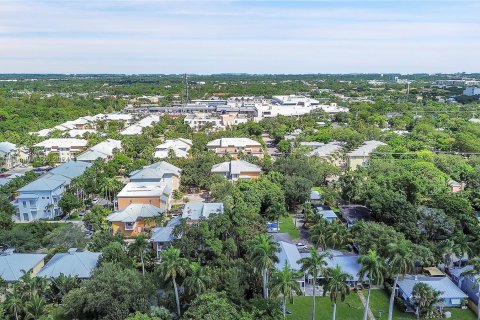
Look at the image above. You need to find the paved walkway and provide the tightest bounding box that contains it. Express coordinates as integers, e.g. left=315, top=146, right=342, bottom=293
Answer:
left=357, top=291, right=376, bottom=320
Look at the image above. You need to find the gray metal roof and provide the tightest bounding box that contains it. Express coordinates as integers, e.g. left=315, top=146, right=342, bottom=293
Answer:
left=397, top=276, right=468, bottom=300
left=107, top=204, right=163, bottom=223
left=347, top=140, right=386, bottom=157
left=49, top=161, right=92, bottom=180
left=37, top=249, right=101, bottom=278
left=129, top=161, right=181, bottom=180
left=0, top=252, right=46, bottom=281
left=276, top=241, right=302, bottom=271
left=150, top=226, right=178, bottom=243
left=0, top=142, right=16, bottom=155
left=211, top=160, right=261, bottom=175
left=182, top=202, right=224, bottom=220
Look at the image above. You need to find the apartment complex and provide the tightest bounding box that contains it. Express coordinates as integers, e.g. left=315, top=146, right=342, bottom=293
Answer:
left=34, top=138, right=88, bottom=163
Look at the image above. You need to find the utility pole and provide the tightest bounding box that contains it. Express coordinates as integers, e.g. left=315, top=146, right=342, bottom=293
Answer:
left=183, top=73, right=189, bottom=106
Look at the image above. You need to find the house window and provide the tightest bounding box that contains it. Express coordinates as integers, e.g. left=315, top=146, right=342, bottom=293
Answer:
left=23, top=212, right=29, bottom=221
left=22, top=201, right=27, bottom=207
left=29, top=200, right=36, bottom=206
left=31, top=211, right=37, bottom=220
left=125, top=222, right=135, bottom=230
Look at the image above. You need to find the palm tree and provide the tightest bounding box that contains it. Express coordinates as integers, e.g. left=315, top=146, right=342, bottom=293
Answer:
left=159, top=247, right=188, bottom=317
left=299, top=248, right=330, bottom=320
left=49, top=273, right=80, bottom=304
left=326, top=222, right=349, bottom=250
left=129, top=235, right=151, bottom=276
left=23, top=291, right=46, bottom=320
left=324, top=265, right=352, bottom=320
left=183, top=262, right=212, bottom=296
left=4, top=284, right=23, bottom=320
left=439, top=239, right=456, bottom=268
left=310, top=219, right=329, bottom=250
left=454, top=233, right=473, bottom=267
left=248, top=234, right=280, bottom=299
left=358, top=249, right=385, bottom=320
left=386, top=240, right=414, bottom=320
left=461, top=257, right=480, bottom=320
left=270, top=262, right=303, bottom=319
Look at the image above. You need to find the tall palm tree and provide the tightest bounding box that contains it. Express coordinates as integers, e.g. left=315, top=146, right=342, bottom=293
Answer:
left=49, top=273, right=80, bottom=304
left=299, top=249, right=330, bottom=320
left=248, top=234, right=280, bottom=299
left=4, top=284, right=23, bottom=320
left=461, top=257, right=480, bottom=320
left=129, top=235, right=151, bottom=276
left=324, top=265, right=352, bottom=320
left=270, top=262, right=303, bottom=319
left=183, top=262, right=212, bottom=296
left=326, top=222, right=349, bottom=250
left=386, top=240, right=414, bottom=320
left=358, top=249, right=386, bottom=320
left=159, top=247, right=188, bottom=317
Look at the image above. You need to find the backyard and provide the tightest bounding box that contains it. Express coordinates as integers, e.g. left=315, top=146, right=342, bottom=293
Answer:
left=279, top=214, right=300, bottom=239
left=287, top=289, right=476, bottom=320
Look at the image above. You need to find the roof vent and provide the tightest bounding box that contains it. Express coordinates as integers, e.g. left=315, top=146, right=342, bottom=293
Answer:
left=68, top=248, right=78, bottom=255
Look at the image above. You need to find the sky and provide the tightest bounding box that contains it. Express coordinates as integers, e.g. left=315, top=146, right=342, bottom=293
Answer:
left=0, top=0, right=479, bottom=74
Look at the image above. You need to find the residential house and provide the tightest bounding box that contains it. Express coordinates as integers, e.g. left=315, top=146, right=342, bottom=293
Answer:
left=397, top=276, right=467, bottom=308
left=120, top=115, right=160, bottom=135
left=306, top=141, right=345, bottom=166
left=13, top=161, right=92, bottom=222
left=0, top=142, right=22, bottom=170
left=317, top=208, right=337, bottom=223
left=211, top=160, right=261, bottom=181
left=36, top=248, right=101, bottom=279
left=150, top=218, right=182, bottom=258
left=339, top=205, right=373, bottom=228
left=449, top=266, right=479, bottom=305
left=346, top=140, right=386, bottom=170
left=284, top=129, right=303, bottom=141
left=275, top=241, right=305, bottom=288
left=77, top=139, right=122, bottom=163
left=207, top=137, right=264, bottom=159
left=310, top=190, right=322, bottom=206
left=65, top=129, right=97, bottom=138
left=0, top=249, right=46, bottom=282
left=154, top=138, right=192, bottom=159
left=448, top=179, right=466, bottom=193
left=116, top=182, right=173, bottom=210
left=323, top=250, right=363, bottom=287
left=34, top=138, right=88, bottom=163
left=129, top=161, right=182, bottom=190
left=182, top=202, right=224, bottom=224
left=107, top=203, right=163, bottom=237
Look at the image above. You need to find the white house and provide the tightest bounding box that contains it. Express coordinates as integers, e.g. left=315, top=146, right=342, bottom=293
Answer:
left=34, top=138, right=88, bottom=163
left=211, top=160, right=261, bottom=181
left=77, top=139, right=122, bottom=163
left=13, top=161, right=92, bottom=222
left=154, top=138, right=192, bottom=159
left=0, top=142, right=23, bottom=170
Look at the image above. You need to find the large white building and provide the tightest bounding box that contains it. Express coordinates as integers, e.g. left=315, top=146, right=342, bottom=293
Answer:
left=184, top=113, right=248, bottom=131
left=463, top=87, right=480, bottom=96
left=34, top=138, right=88, bottom=163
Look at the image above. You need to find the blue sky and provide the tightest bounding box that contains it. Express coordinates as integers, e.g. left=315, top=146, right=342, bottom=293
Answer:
left=0, top=0, right=479, bottom=74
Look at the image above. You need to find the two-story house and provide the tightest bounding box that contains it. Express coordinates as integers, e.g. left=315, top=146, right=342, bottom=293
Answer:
left=116, top=182, right=173, bottom=210
left=34, top=138, right=88, bottom=163
left=129, top=161, right=182, bottom=190
left=107, top=203, right=163, bottom=237
left=207, top=138, right=264, bottom=159
left=211, top=160, right=261, bottom=181
left=13, top=161, right=92, bottom=222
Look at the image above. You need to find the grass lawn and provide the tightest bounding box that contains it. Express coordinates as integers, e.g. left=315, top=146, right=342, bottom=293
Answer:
left=279, top=214, right=300, bottom=239
left=287, top=294, right=364, bottom=320
left=287, top=290, right=477, bottom=320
